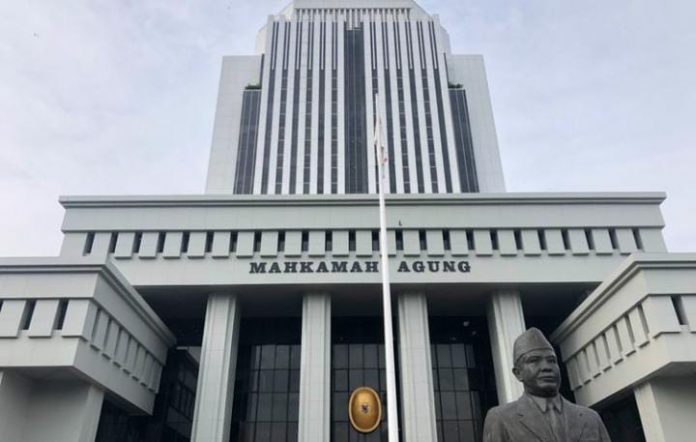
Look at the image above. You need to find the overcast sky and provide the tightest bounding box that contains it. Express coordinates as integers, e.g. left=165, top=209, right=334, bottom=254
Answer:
left=1, top=0, right=695, bottom=257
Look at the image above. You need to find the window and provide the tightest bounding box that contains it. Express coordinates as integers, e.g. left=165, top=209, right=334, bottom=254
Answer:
left=231, top=319, right=301, bottom=442
left=430, top=317, right=498, bottom=442
left=332, top=317, right=392, bottom=442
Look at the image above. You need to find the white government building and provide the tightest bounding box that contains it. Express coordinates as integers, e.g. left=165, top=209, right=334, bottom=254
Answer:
left=1, top=1, right=695, bottom=441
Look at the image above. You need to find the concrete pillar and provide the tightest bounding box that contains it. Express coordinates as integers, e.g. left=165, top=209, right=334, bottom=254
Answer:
left=397, top=293, right=438, bottom=442
left=0, top=371, right=104, bottom=442
left=634, top=376, right=696, bottom=442
left=0, top=370, right=31, bottom=441
left=298, top=293, right=331, bottom=442
left=191, top=294, right=241, bottom=442
left=487, top=290, right=526, bottom=404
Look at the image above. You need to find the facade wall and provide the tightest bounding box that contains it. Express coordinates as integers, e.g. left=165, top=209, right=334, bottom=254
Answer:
left=446, top=55, right=505, bottom=192
left=21, top=381, right=104, bottom=442
left=2, top=1, right=693, bottom=442
left=208, top=2, right=498, bottom=195
left=205, top=56, right=262, bottom=194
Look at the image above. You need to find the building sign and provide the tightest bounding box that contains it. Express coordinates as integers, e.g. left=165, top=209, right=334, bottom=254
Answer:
left=248, top=259, right=471, bottom=274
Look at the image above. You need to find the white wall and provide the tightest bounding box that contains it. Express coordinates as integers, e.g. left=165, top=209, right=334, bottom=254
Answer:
left=447, top=55, right=506, bottom=192
left=205, top=56, right=262, bottom=193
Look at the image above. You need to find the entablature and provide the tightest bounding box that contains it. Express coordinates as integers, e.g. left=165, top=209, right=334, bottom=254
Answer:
left=0, top=258, right=176, bottom=413
left=57, top=193, right=667, bottom=288
left=552, top=254, right=696, bottom=407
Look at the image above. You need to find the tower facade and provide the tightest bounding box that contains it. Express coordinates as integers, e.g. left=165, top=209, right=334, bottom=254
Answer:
left=206, top=0, right=505, bottom=195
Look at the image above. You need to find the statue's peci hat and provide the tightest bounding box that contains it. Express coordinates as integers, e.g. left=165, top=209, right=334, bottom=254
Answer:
left=513, top=328, right=554, bottom=364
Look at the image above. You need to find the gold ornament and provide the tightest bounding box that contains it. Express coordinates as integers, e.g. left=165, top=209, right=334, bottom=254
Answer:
left=348, top=387, right=382, bottom=433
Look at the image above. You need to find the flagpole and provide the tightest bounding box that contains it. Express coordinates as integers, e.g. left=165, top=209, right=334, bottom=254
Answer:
left=374, top=93, right=400, bottom=442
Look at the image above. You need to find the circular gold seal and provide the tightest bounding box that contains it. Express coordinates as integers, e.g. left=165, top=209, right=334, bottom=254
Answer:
left=348, top=387, right=382, bottom=433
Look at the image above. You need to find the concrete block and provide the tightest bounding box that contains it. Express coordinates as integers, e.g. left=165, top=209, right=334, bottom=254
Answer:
left=474, top=230, right=493, bottom=256
left=27, top=299, right=60, bottom=338
left=426, top=230, right=445, bottom=257
left=0, top=300, right=27, bottom=337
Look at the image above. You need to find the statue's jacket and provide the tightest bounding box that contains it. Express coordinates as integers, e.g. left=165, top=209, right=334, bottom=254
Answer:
left=483, top=394, right=612, bottom=442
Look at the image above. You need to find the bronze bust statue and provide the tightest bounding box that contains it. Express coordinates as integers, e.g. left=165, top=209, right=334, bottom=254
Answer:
left=482, top=328, right=611, bottom=442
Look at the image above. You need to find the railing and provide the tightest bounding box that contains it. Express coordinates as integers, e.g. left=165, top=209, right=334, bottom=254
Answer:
left=551, top=254, right=696, bottom=407
left=0, top=258, right=176, bottom=413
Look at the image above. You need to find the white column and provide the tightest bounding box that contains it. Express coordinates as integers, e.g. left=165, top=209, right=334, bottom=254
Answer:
left=487, top=290, right=526, bottom=404
left=0, top=371, right=104, bottom=442
left=298, top=293, right=331, bottom=442
left=191, top=294, right=241, bottom=442
left=397, top=293, right=438, bottom=442
left=634, top=377, right=696, bottom=442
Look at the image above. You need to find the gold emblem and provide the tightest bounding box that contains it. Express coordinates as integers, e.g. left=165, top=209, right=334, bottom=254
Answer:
left=349, top=387, right=382, bottom=433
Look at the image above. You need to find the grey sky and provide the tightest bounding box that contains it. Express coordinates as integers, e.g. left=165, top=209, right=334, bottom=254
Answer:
left=1, top=0, right=694, bottom=257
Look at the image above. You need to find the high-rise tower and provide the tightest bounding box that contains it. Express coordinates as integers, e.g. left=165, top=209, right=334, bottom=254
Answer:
left=205, top=0, right=505, bottom=195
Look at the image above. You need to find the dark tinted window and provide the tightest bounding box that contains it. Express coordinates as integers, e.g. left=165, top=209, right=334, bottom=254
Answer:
left=231, top=318, right=301, bottom=442
left=430, top=317, right=497, bottom=442
left=449, top=88, right=479, bottom=192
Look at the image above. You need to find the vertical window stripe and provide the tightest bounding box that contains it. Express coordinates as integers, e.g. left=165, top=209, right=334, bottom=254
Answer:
left=449, top=88, right=479, bottom=192
left=344, top=23, right=368, bottom=193
left=261, top=23, right=279, bottom=193
left=233, top=90, right=262, bottom=194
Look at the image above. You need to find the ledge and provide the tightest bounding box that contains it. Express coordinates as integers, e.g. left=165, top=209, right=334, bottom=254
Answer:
left=0, top=256, right=176, bottom=346
left=551, top=253, right=696, bottom=343
left=59, top=192, right=666, bottom=209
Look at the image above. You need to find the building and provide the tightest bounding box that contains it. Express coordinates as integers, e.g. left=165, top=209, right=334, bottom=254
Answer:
left=1, top=1, right=695, bottom=441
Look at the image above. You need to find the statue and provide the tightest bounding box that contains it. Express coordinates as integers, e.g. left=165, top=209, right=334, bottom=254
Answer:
left=482, top=328, right=611, bottom=442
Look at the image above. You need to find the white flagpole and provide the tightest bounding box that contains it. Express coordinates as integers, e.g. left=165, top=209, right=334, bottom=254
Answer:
left=374, top=93, right=400, bottom=442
